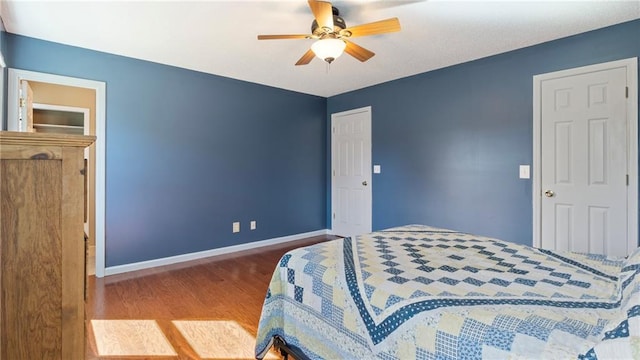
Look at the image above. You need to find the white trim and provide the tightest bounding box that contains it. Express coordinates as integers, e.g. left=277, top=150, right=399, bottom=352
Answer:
left=0, top=57, right=5, bottom=131
left=326, top=229, right=340, bottom=236
left=7, top=68, right=108, bottom=276
left=628, top=59, right=639, bottom=254
left=532, top=57, right=638, bottom=255
left=104, top=229, right=330, bottom=276
left=532, top=71, right=542, bottom=248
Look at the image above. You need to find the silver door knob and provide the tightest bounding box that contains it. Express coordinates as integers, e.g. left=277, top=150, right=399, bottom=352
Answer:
left=362, top=181, right=368, bottom=186
left=544, top=190, right=555, bottom=197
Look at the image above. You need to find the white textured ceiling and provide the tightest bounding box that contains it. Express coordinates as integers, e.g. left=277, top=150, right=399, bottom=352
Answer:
left=1, top=1, right=638, bottom=97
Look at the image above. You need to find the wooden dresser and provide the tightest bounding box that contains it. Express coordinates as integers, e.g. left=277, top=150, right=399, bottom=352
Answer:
left=0, top=131, right=95, bottom=359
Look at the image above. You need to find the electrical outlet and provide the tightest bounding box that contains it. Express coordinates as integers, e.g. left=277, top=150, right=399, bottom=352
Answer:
left=232, top=222, right=240, bottom=233
left=250, top=221, right=256, bottom=230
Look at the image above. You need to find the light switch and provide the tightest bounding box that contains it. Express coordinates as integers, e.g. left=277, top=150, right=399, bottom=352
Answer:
left=373, top=165, right=381, bottom=174
left=519, top=165, right=530, bottom=179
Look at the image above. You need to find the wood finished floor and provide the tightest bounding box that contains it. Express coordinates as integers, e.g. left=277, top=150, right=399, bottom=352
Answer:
left=85, top=235, right=339, bottom=360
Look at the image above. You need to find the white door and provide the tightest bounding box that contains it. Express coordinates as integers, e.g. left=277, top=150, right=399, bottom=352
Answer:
left=19, top=80, right=34, bottom=132
left=331, top=106, right=372, bottom=237
left=536, top=60, right=637, bottom=257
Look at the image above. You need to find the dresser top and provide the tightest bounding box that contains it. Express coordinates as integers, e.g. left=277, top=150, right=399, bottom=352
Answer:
left=0, top=131, right=96, bottom=148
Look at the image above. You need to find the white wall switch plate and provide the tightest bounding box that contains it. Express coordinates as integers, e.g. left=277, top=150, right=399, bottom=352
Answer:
left=373, top=165, right=381, bottom=174
left=250, top=221, right=256, bottom=230
left=519, top=165, right=530, bottom=179
left=233, top=222, right=240, bottom=233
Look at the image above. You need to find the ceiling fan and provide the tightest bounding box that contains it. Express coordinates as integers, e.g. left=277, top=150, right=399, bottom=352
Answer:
left=258, top=0, right=401, bottom=66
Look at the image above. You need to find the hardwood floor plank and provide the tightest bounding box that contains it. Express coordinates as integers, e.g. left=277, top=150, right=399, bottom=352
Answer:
left=86, top=235, right=338, bottom=359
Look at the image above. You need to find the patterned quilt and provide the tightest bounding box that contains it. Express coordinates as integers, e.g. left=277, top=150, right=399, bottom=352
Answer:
left=255, top=225, right=640, bottom=359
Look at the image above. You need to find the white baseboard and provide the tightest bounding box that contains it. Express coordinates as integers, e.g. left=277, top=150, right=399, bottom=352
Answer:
left=104, top=229, right=329, bottom=277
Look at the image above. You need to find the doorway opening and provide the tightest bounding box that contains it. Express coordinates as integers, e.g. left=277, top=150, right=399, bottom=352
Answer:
left=7, top=68, right=107, bottom=277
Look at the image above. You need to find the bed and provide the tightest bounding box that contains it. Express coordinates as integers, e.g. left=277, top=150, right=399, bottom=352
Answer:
left=255, top=225, right=640, bottom=359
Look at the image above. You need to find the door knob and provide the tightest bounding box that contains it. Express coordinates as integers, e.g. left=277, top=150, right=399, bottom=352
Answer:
left=544, top=190, right=555, bottom=197
left=362, top=181, right=368, bottom=186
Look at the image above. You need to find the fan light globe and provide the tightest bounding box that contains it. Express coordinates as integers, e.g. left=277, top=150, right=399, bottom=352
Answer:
left=311, top=39, right=346, bottom=64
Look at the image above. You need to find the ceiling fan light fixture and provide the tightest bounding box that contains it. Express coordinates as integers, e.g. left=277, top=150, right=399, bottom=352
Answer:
left=311, top=38, right=346, bottom=64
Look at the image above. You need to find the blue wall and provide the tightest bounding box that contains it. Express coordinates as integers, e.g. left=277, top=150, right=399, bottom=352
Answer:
left=328, top=19, right=640, bottom=246
left=5, top=18, right=639, bottom=267
left=6, top=34, right=327, bottom=267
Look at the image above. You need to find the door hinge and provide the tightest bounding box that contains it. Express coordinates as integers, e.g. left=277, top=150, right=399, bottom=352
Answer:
left=332, top=127, right=335, bottom=134
left=626, top=86, right=629, bottom=99
left=333, top=212, right=335, bottom=219
left=627, top=174, right=630, bottom=186
left=19, top=97, right=25, bottom=107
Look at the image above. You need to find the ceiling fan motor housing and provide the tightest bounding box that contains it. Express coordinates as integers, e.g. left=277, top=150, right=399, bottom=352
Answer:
left=311, top=6, right=346, bottom=37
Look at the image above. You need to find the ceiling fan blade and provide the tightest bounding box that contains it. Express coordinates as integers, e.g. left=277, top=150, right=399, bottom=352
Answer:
left=295, top=49, right=316, bottom=66
left=308, top=0, right=334, bottom=31
left=343, top=18, right=401, bottom=38
left=258, top=34, right=310, bottom=40
left=344, top=40, right=375, bottom=62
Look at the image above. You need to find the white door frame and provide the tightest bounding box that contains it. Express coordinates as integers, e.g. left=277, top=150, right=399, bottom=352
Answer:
left=330, top=106, right=373, bottom=236
left=8, top=68, right=107, bottom=277
left=532, top=58, right=638, bottom=254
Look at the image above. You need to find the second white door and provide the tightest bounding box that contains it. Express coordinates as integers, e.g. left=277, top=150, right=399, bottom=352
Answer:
left=331, top=106, right=372, bottom=237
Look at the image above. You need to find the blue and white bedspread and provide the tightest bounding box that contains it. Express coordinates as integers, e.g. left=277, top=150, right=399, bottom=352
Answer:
left=255, top=225, right=640, bottom=359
